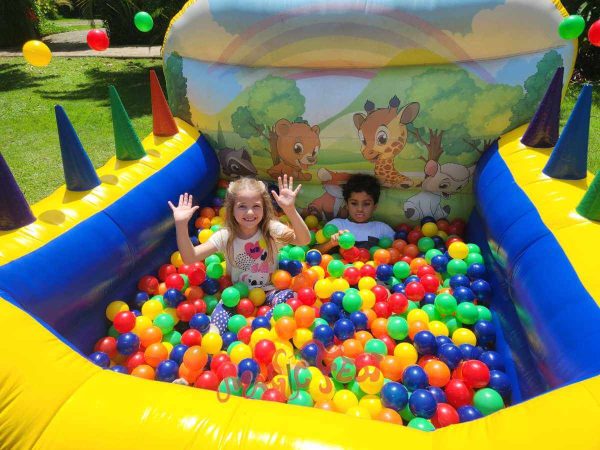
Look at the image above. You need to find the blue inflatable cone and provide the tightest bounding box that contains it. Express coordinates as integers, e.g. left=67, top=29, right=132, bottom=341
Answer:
left=109, top=85, right=146, bottom=161
left=543, top=84, right=592, bottom=180
left=521, top=67, right=564, bottom=148
left=0, top=153, right=35, bottom=230
left=55, top=105, right=101, bottom=191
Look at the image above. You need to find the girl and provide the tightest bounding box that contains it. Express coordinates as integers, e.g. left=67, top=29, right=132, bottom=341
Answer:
left=169, top=175, right=311, bottom=334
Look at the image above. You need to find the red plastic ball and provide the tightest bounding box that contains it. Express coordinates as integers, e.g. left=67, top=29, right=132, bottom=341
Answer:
left=360, top=264, right=377, bottom=278
left=188, top=268, right=206, bottom=286
left=287, top=298, right=303, bottom=311
left=237, top=325, right=253, bottom=344
left=355, top=353, right=380, bottom=371
left=416, top=265, right=436, bottom=277
left=445, top=379, right=473, bottom=408
left=177, top=302, right=196, bottom=322
left=210, top=354, right=231, bottom=372
left=125, top=351, right=145, bottom=372
left=194, top=371, right=220, bottom=390
left=262, top=388, right=287, bottom=403
left=343, top=267, right=361, bottom=285
left=257, top=305, right=271, bottom=317
left=192, top=299, right=207, bottom=314
left=358, top=247, right=371, bottom=262
left=178, top=264, right=192, bottom=276
left=218, top=275, right=233, bottom=290
left=217, top=362, right=238, bottom=380
left=400, top=255, right=413, bottom=264
left=341, top=246, right=360, bottom=263
left=373, top=301, right=391, bottom=318
left=388, top=293, right=409, bottom=314
left=138, top=275, right=159, bottom=295
left=461, top=360, right=490, bottom=389
left=113, top=311, right=136, bottom=333
left=297, top=288, right=317, bottom=305
left=589, top=20, right=600, bottom=47
left=181, top=329, right=202, bottom=347
left=158, top=264, right=177, bottom=281
left=407, top=229, right=423, bottom=244
left=420, top=274, right=440, bottom=293
left=254, top=339, right=276, bottom=364
left=380, top=335, right=396, bottom=355
left=431, top=403, right=460, bottom=428
left=94, top=336, right=117, bottom=359
left=405, top=281, right=425, bottom=302
left=165, top=273, right=185, bottom=291
left=87, top=29, right=109, bottom=51
left=237, top=299, right=255, bottom=317
left=436, top=219, right=450, bottom=232
left=418, top=354, right=439, bottom=368
left=371, top=285, right=389, bottom=302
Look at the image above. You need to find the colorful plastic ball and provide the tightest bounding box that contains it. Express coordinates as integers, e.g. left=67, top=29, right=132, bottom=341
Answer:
left=86, top=29, right=110, bottom=51
left=435, top=293, right=457, bottom=316
left=558, top=15, right=585, bottom=39
left=323, top=223, right=339, bottom=239
left=116, top=332, right=140, bottom=355
left=393, top=342, right=418, bottom=367
left=451, top=328, right=476, bottom=346
left=194, top=370, right=219, bottom=390
left=455, top=405, right=482, bottom=423
left=456, top=302, right=479, bottom=325
left=589, top=19, right=600, bottom=46
left=271, top=303, right=293, bottom=320
left=409, top=389, right=437, bottom=419
left=374, top=264, right=392, bottom=282
left=305, top=249, right=322, bottom=266
left=131, top=364, right=155, bottom=380
left=218, top=377, right=243, bottom=398
left=383, top=316, right=407, bottom=341
left=331, top=356, right=356, bottom=383
left=380, top=381, right=409, bottom=411
left=424, top=360, right=451, bottom=388
left=447, top=259, right=468, bottom=275
left=89, top=351, right=110, bottom=368
left=471, top=279, right=492, bottom=303
left=134, top=11, right=154, bottom=32
left=403, top=365, right=429, bottom=391
left=430, top=403, right=459, bottom=428
left=427, top=386, right=447, bottom=404
left=206, top=263, right=224, bottom=279
left=341, top=290, right=361, bottom=313
left=22, top=40, right=52, bottom=67
left=228, top=314, right=248, bottom=334
left=154, top=359, right=178, bottom=382
left=313, top=324, right=335, bottom=348
left=237, top=358, right=260, bottom=385
left=364, top=339, right=387, bottom=356
left=461, top=360, right=490, bottom=389
left=375, top=408, right=403, bottom=424
left=333, top=318, right=355, bottom=341
left=473, top=388, right=504, bottom=415
left=200, top=332, right=222, bottom=355
left=338, top=232, right=356, bottom=250
left=106, top=300, right=129, bottom=321
left=109, top=365, right=128, bottom=374
left=459, top=344, right=483, bottom=361
left=332, top=389, right=359, bottom=413
left=357, top=366, right=384, bottom=395
left=473, top=320, right=496, bottom=346
left=479, top=351, right=504, bottom=371
left=145, top=343, right=169, bottom=368
left=218, top=287, right=239, bottom=308
left=453, top=286, right=475, bottom=303
left=430, top=255, right=448, bottom=273
left=287, top=390, right=313, bottom=407
left=444, top=379, right=473, bottom=408
left=314, top=279, right=334, bottom=299
left=95, top=336, right=117, bottom=359
left=248, top=288, right=266, bottom=306
left=113, top=311, right=136, bottom=333
left=412, top=330, right=437, bottom=355
left=488, top=370, right=512, bottom=400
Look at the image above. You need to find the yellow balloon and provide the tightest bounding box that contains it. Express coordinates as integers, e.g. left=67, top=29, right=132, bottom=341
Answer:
left=333, top=389, right=358, bottom=413
left=141, top=299, right=163, bottom=320
left=22, top=40, right=52, bottom=67
left=292, top=328, right=313, bottom=349
left=229, top=343, right=252, bottom=365
left=358, top=276, right=376, bottom=291
left=198, top=229, right=213, bottom=243
left=448, top=241, right=469, bottom=260
left=201, top=332, right=223, bottom=355
left=249, top=288, right=266, bottom=306
left=359, top=289, right=376, bottom=310
left=407, top=308, right=430, bottom=324
left=428, top=320, right=449, bottom=337
left=132, top=315, right=153, bottom=335
left=309, top=376, right=335, bottom=402
left=332, top=278, right=350, bottom=292
left=452, top=327, right=477, bottom=346
left=106, top=300, right=129, bottom=321
left=346, top=406, right=371, bottom=419
left=394, top=342, right=418, bottom=367
left=359, top=395, right=383, bottom=417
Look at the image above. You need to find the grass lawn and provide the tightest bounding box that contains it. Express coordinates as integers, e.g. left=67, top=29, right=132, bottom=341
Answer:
left=0, top=56, right=598, bottom=205
left=39, top=18, right=95, bottom=36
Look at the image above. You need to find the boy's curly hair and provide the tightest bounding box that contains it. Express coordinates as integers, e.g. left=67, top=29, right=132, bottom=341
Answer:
left=342, top=174, right=382, bottom=203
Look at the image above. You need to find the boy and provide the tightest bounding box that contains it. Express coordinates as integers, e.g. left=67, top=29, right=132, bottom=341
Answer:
left=314, top=174, right=394, bottom=253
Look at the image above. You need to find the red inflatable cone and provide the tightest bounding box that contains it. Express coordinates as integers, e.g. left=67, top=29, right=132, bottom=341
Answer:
left=150, top=70, right=178, bottom=137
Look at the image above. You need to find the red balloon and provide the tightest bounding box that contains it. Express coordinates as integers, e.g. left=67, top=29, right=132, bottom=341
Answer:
left=405, top=281, right=425, bottom=301
left=86, top=29, right=109, bottom=51
left=431, top=403, right=460, bottom=428
left=445, top=379, right=473, bottom=408
left=254, top=339, right=276, bottom=364
left=461, top=360, right=490, bottom=389
left=360, top=264, right=376, bottom=278
left=165, top=273, right=184, bottom=291
left=373, top=301, right=391, bottom=318
left=217, top=362, right=238, bottom=380
left=237, top=325, right=253, bottom=344
left=589, top=20, right=600, bottom=47
left=138, top=275, right=159, bottom=295
left=125, top=351, right=145, bottom=372
left=388, top=293, right=409, bottom=314
left=188, top=268, right=206, bottom=286
left=358, top=247, right=371, bottom=263
left=261, top=388, right=287, bottom=403
left=181, top=329, right=202, bottom=346
left=210, top=353, right=231, bottom=372
left=113, top=311, right=136, bottom=333
left=158, top=264, right=177, bottom=281
left=177, top=301, right=196, bottom=322
left=297, top=287, right=316, bottom=305
left=192, top=299, right=207, bottom=314
left=95, top=336, right=117, bottom=358
left=343, top=267, right=361, bottom=285
left=194, top=371, right=220, bottom=390
left=371, top=285, right=389, bottom=302
left=420, top=274, right=440, bottom=293
left=237, top=299, right=255, bottom=317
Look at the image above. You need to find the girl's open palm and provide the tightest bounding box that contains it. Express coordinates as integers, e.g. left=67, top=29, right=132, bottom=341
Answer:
left=168, top=193, right=199, bottom=224
left=272, top=175, right=301, bottom=211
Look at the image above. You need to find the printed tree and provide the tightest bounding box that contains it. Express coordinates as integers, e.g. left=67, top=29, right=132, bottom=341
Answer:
left=164, top=52, right=192, bottom=124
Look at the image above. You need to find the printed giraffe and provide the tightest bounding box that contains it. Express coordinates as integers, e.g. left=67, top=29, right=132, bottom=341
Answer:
left=353, top=95, right=420, bottom=188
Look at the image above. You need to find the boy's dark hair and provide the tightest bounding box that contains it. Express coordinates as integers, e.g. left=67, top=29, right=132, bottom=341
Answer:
left=342, top=174, right=381, bottom=203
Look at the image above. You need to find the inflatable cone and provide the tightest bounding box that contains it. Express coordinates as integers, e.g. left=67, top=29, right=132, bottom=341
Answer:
left=109, top=85, right=146, bottom=161
left=150, top=70, right=178, bottom=136
left=55, top=105, right=101, bottom=191
left=577, top=170, right=600, bottom=221
left=0, top=153, right=35, bottom=230
left=521, top=67, right=563, bottom=148
left=543, top=84, right=591, bottom=180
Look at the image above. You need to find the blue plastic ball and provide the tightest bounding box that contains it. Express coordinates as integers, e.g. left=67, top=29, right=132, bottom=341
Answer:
left=391, top=283, right=405, bottom=294
left=131, top=309, right=141, bottom=317
left=431, top=255, right=448, bottom=272
left=376, top=264, right=393, bottom=282
left=349, top=311, right=368, bottom=331
left=459, top=344, right=483, bottom=361
left=89, top=351, right=110, bottom=369
left=116, top=332, right=139, bottom=356
left=238, top=358, right=260, bottom=384
left=170, top=344, right=188, bottom=365
left=467, top=263, right=486, bottom=279
left=134, top=291, right=149, bottom=308
left=251, top=316, right=271, bottom=330
left=320, top=302, right=341, bottom=323
left=301, top=342, right=321, bottom=366
left=435, top=335, right=452, bottom=347
left=431, top=236, right=444, bottom=248
left=381, top=381, right=409, bottom=411
left=453, top=286, right=475, bottom=303
left=333, top=318, right=355, bottom=341
left=156, top=359, right=179, bottom=382
left=221, top=332, right=237, bottom=350
left=449, top=274, right=470, bottom=289
left=305, top=250, right=322, bottom=266
left=110, top=365, right=128, bottom=374
left=395, top=231, right=408, bottom=241
left=479, top=351, right=504, bottom=371
left=201, top=278, right=220, bottom=295
left=474, top=320, right=496, bottom=346
left=471, top=279, right=492, bottom=303
left=437, top=343, right=462, bottom=369
left=278, top=259, right=291, bottom=272
left=457, top=405, right=483, bottom=422
left=288, top=259, right=303, bottom=276
left=422, top=292, right=436, bottom=305
left=190, top=313, right=211, bottom=333
left=405, top=275, right=420, bottom=284
left=402, top=365, right=429, bottom=391
left=190, top=235, right=200, bottom=246
left=313, top=324, right=335, bottom=348
left=330, top=291, right=345, bottom=308
left=413, top=331, right=438, bottom=355
left=409, top=388, right=437, bottom=418
left=164, top=288, right=184, bottom=307
left=427, top=386, right=447, bottom=404
left=489, top=370, right=512, bottom=400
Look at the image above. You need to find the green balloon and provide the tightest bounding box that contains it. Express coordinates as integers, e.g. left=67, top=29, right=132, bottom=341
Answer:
left=474, top=388, right=504, bottom=415
left=323, top=223, right=339, bottom=238
left=456, top=302, right=479, bottom=325
left=205, top=254, right=221, bottom=265
left=338, top=232, right=356, bottom=250
left=387, top=316, right=409, bottom=340
left=331, top=356, right=356, bottom=383
left=206, top=262, right=224, bottom=279
left=347, top=380, right=366, bottom=400
left=228, top=314, right=247, bottom=333
left=273, top=303, right=294, bottom=320
left=204, top=295, right=219, bottom=314
left=233, top=282, right=249, bottom=298
left=467, top=243, right=481, bottom=254
left=364, top=339, right=387, bottom=355
left=435, top=293, right=457, bottom=316
left=327, top=259, right=345, bottom=277
left=425, top=249, right=443, bottom=263
left=422, top=304, right=441, bottom=321
left=222, top=287, right=241, bottom=307
left=154, top=313, right=175, bottom=334
left=163, top=330, right=182, bottom=346
left=465, top=253, right=484, bottom=266
left=558, top=15, right=585, bottom=40
left=393, top=261, right=411, bottom=279
left=447, top=259, right=468, bottom=275
left=218, top=377, right=243, bottom=397
left=134, top=11, right=154, bottom=32
left=342, top=291, right=362, bottom=313
left=408, top=418, right=435, bottom=431
left=378, top=236, right=393, bottom=248
left=417, top=237, right=435, bottom=252
left=288, top=390, right=314, bottom=407
left=288, top=246, right=306, bottom=261
left=290, top=367, right=312, bottom=391
left=477, top=305, right=492, bottom=321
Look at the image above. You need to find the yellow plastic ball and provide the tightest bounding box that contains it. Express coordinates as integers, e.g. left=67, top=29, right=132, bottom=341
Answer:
left=421, top=222, right=439, bottom=237
left=428, top=320, right=449, bottom=337
left=218, top=206, right=227, bottom=218
left=106, top=300, right=129, bottom=321
left=211, top=216, right=224, bottom=226
left=394, top=342, right=418, bottom=367
left=333, top=389, right=359, bottom=413
left=407, top=308, right=430, bottom=324
left=162, top=342, right=173, bottom=354
left=309, top=376, right=335, bottom=402
left=170, top=251, right=184, bottom=268
left=250, top=328, right=272, bottom=347
left=332, top=278, right=350, bottom=292
left=249, top=288, right=266, bottom=306
left=452, top=327, right=477, bottom=346
left=305, top=215, right=319, bottom=228
left=132, top=315, right=153, bottom=335
left=315, top=230, right=328, bottom=244
left=358, top=276, right=377, bottom=291
left=359, top=395, right=383, bottom=417
left=437, top=231, right=448, bottom=240
left=271, top=374, right=291, bottom=397
left=315, top=278, right=334, bottom=299
left=164, top=307, right=180, bottom=325
left=448, top=241, right=469, bottom=260
left=346, top=406, right=372, bottom=419
left=198, top=229, right=213, bottom=243
left=22, top=40, right=52, bottom=67
left=310, top=265, right=325, bottom=280
left=359, top=289, right=376, bottom=310
left=353, top=261, right=365, bottom=269
left=357, top=366, right=384, bottom=395
left=141, top=299, right=164, bottom=320
left=201, top=332, right=223, bottom=355
left=293, top=328, right=313, bottom=349
left=230, top=343, right=252, bottom=365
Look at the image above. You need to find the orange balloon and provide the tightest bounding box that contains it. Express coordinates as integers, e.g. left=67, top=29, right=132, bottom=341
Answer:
left=408, top=320, right=428, bottom=340
left=272, top=270, right=292, bottom=290
left=139, top=326, right=163, bottom=348
left=341, top=339, right=364, bottom=359
left=294, top=305, right=315, bottom=328
left=179, top=362, right=202, bottom=384
left=409, top=257, right=428, bottom=274
left=315, top=400, right=336, bottom=412
left=320, top=254, right=334, bottom=271
left=355, top=331, right=374, bottom=348
left=183, top=345, right=208, bottom=371
left=144, top=343, right=168, bottom=367
left=362, top=308, right=377, bottom=327
left=375, top=408, right=403, bottom=424
left=424, top=360, right=451, bottom=387
left=371, top=318, right=388, bottom=339
left=185, top=285, right=204, bottom=301
left=275, top=317, right=297, bottom=340
left=403, top=244, right=419, bottom=258
left=379, top=355, right=404, bottom=382
left=373, top=249, right=391, bottom=265
left=392, top=239, right=407, bottom=252
left=131, top=364, right=155, bottom=380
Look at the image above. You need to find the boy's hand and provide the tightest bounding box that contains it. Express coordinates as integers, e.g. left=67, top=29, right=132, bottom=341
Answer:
left=271, top=175, right=301, bottom=213
left=168, top=193, right=199, bottom=225
left=329, top=230, right=349, bottom=245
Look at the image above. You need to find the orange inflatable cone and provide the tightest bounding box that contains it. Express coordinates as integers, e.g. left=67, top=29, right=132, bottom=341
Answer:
left=150, top=70, right=178, bottom=137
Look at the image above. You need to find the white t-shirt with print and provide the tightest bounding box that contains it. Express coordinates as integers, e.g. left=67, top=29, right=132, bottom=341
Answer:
left=207, top=220, right=289, bottom=291
left=327, top=218, right=395, bottom=247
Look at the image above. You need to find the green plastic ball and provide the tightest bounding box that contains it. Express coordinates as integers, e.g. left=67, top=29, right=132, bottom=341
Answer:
left=393, top=261, right=411, bottom=279
left=163, top=330, right=182, bottom=346
left=134, top=11, right=154, bottom=32
left=467, top=243, right=481, bottom=254
left=342, top=291, right=362, bottom=313
left=364, top=339, right=387, bottom=355
left=477, top=305, right=492, bottom=321
left=347, top=380, right=366, bottom=400
left=473, top=388, right=504, bottom=415
left=288, top=390, right=314, bottom=407
left=465, top=253, right=484, bottom=266
left=408, top=417, right=435, bottom=431
left=327, top=259, right=345, bottom=278
left=204, top=295, right=219, bottom=314
left=331, top=356, right=356, bottom=383
left=290, top=367, right=313, bottom=391
left=387, top=316, right=409, bottom=340
left=228, top=314, right=247, bottom=333
left=153, top=295, right=166, bottom=308
left=233, top=282, right=249, bottom=298
left=108, top=325, right=119, bottom=338
left=210, top=224, right=222, bottom=233
left=456, top=302, right=479, bottom=325
left=369, top=245, right=382, bottom=256
left=218, top=377, right=243, bottom=397
left=417, top=237, right=435, bottom=252
left=154, top=313, right=175, bottom=334
left=378, top=236, right=393, bottom=248
left=288, top=246, right=306, bottom=262
left=442, top=316, right=462, bottom=334
left=338, top=232, right=356, bottom=250
left=221, top=287, right=241, bottom=307
left=245, top=383, right=267, bottom=400
left=422, top=304, right=441, bottom=321
left=310, top=318, right=328, bottom=330
left=206, top=262, right=224, bottom=279
left=447, top=259, right=468, bottom=275
left=323, top=223, right=339, bottom=239
left=179, top=274, right=190, bottom=292
left=272, top=303, right=294, bottom=320
left=435, top=293, right=458, bottom=316
left=399, top=403, right=416, bottom=421
left=205, top=254, right=221, bottom=265
left=425, top=249, right=443, bottom=263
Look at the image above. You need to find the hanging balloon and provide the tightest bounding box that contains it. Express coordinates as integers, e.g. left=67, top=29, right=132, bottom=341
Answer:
left=87, top=29, right=110, bottom=51
left=134, top=11, right=154, bottom=32
left=589, top=20, right=600, bottom=47
left=557, top=15, right=585, bottom=40
left=22, top=40, right=52, bottom=67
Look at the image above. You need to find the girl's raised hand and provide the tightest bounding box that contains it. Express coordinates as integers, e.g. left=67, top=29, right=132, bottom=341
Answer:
left=271, top=175, right=301, bottom=212
left=168, top=193, right=199, bottom=224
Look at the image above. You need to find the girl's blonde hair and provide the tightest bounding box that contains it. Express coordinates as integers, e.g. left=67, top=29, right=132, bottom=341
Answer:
left=224, top=177, right=295, bottom=263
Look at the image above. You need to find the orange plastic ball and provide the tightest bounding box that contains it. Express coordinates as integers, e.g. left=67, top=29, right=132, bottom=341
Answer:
left=183, top=345, right=208, bottom=371
left=363, top=308, right=377, bottom=327
left=272, top=270, right=292, bottom=290
left=185, top=286, right=204, bottom=301
left=315, top=400, right=336, bottom=411
left=139, top=326, right=163, bottom=348
left=158, top=282, right=167, bottom=295
left=424, top=360, right=451, bottom=387
left=323, top=345, right=342, bottom=366
left=388, top=248, right=401, bottom=263
left=179, top=362, right=202, bottom=384
left=379, top=355, right=404, bottom=382
left=294, top=305, right=315, bottom=328
left=403, top=244, right=419, bottom=258
left=342, top=339, right=364, bottom=359
left=144, top=342, right=168, bottom=367
left=408, top=320, right=429, bottom=340
left=195, top=216, right=212, bottom=229
left=275, top=317, right=297, bottom=340
left=200, top=207, right=216, bottom=218
left=373, top=249, right=391, bottom=265
left=375, top=408, right=403, bottom=424
left=355, top=331, right=374, bottom=348
left=371, top=318, right=388, bottom=338
left=409, top=257, right=428, bottom=274
left=320, top=254, right=334, bottom=271
left=131, top=364, right=155, bottom=380
left=291, top=273, right=312, bottom=291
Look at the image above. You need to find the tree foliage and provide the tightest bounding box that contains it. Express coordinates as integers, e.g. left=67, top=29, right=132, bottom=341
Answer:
left=164, top=51, right=192, bottom=125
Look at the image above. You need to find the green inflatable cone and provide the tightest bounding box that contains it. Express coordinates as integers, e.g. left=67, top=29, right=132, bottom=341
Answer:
left=109, top=85, right=146, bottom=161
left=576, top=171, right=600, bottom=221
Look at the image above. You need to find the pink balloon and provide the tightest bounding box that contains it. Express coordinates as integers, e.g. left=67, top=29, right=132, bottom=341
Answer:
left=589, top=20, right=600, bottom=47
left=87, top=29, right=109, bottom=51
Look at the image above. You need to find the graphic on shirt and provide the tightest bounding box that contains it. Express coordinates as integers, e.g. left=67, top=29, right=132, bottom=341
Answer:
left=236, top=239, right=271, bottom=287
